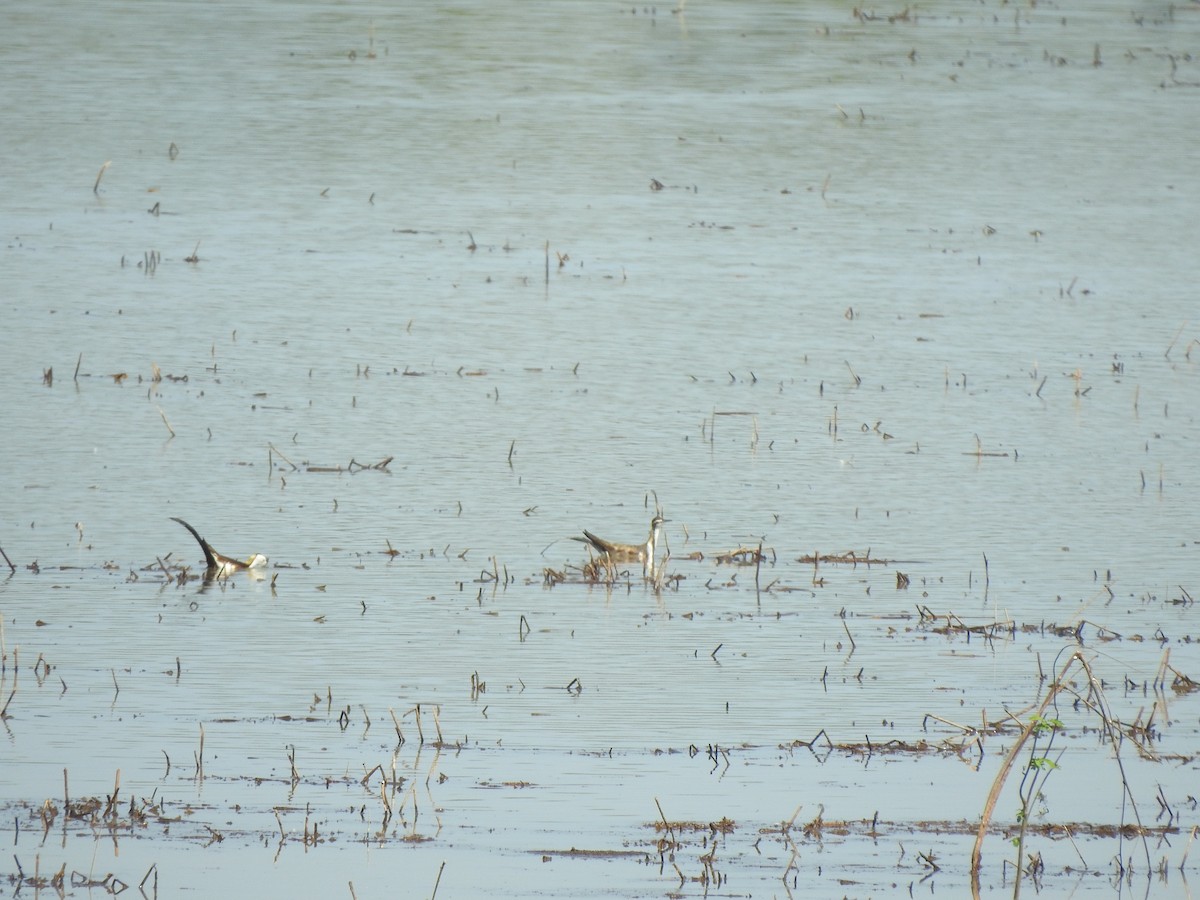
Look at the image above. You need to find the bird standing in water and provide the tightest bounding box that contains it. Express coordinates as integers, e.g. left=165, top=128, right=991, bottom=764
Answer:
left=171, top=517, right=267, bottom=579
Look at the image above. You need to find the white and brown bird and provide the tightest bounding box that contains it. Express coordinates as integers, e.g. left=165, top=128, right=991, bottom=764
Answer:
left=171, top=517, right=267, bottom=578
left=575, top=514, right=668, bottom=568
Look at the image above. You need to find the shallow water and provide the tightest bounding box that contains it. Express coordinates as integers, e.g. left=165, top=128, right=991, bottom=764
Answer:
left=2, top=0, right=1199, bottom=897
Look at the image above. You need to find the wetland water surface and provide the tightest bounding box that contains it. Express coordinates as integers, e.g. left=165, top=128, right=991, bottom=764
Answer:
left=2, top=0, right=1199, bottom=897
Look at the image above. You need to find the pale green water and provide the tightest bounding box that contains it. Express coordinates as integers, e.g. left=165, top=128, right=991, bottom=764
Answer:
left=2, top=1, right=1199, bottom=897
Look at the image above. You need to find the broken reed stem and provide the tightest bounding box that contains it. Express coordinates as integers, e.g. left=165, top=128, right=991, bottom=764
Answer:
left=1153, top=647, right=1172, bottom=692
left=1164, top=320, right=1188, bottom=359
left=412, top=704, right=425, bottom=745
left=1181, top=824, right=1198, bottom=871
left=972, top=696, right=1064, bottom=869
left=754, top=540, right=762, bottom=602
left=93, top=161, right=111, bottom=195
left=155, top=556, right=173, bottom=584
left=970, top=650, right=1085, bottom=882
left=842, top=617, right=856, bottom=651
left=0, top=544, right=15, bottom=574
left=845, top=359, right=861, bottom=386
left=430, top=861, right=446, bottom=900
left=104, top=769, right=121, bottom=818
left=269, top=442, right=299, bottom=471
left=923, top=712, right=974, bottom=735
left=74, top=352, right=83, bottom=382
left=654, top=796, right=677, bottom=847
left=157, top=407, right=175, bottom=438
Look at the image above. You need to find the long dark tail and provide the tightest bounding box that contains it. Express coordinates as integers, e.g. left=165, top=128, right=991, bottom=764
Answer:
left=579, top=530, right=611, bottom=553
left=171, top=517, right=218, bottom=569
